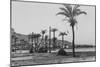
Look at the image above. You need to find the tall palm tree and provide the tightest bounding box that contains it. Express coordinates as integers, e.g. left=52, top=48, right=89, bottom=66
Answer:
left=28, top=32, right=35, bottom=52
left=57, top=4, right=87, bottom=57
left=30, top=32, right=34, bottom=46
left=44, top=35, right=48, bottom=48
left=35, top=34, right=41, bottom=52
left=59, top=32, right=67, bottom=48
left=49, top=26, right=52, bottom=53
left=36, top=34, right=41, bottom=43
left=51, top=28, right=58, bottom=48
left=41, top=30, right=47, bottom=45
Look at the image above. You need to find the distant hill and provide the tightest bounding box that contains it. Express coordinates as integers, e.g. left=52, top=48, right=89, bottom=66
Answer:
left=11, top=28, right=72, bottom=46
left=11, top=28, right=95, bottom=49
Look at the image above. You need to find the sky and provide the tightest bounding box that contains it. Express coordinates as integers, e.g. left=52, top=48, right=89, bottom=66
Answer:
left=12, top=1, right=95, bottom=45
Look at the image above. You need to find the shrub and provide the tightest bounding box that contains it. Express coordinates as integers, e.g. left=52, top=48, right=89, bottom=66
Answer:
left=38, top=47, right=48, bottom=53
left=57, top=48, right=67, bottom=56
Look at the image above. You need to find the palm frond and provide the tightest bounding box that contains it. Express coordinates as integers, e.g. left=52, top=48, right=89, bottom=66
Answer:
left=63, top=32, right=67, bottom=36
left=59, top=7, right=70, bottom=15
left=73, top=5, right=87, bottom=17
left=59, top=32, right=63, bottom=36
left=41, top=30, right=46, bottom=34
left=68, top=18, right=77, bottom=26
left=73, top=9, right=81, bottom=16
left=63, top=4, right=72, bottom=15
left=56, top=12, right=70, bottom=18
left=73, top=5, right=80, bottom=10
left=51, top=28, right=58, bottom=32
left=59, top=32, right=67, bottom=36
left=77, top=11, right=87, bottom=15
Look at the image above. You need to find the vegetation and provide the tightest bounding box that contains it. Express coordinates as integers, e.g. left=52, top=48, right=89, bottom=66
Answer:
left=51, top=28, right=58, bottom=49
left=11, top=4, right=87, bottom=56
left=59, top=32, right=68, bottom=48
left=56, top=4, right=87, bottom=57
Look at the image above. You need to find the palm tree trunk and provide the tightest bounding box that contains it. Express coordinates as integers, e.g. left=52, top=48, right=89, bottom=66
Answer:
left=54, top=32, right=55, bottom=38
left=42, top=34, right=44, bottom=45
left=62, top=36, right=64, bottom=48
left=49, top=27, right=51, bottom=53
left=53, top=32, right=55, bottom=48
left=34, top=38, right=37, bottom=52
left=72, top=26, right=75, bottom=57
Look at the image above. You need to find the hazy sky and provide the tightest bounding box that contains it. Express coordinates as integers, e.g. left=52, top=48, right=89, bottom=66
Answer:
left=12, top=1, right=95, bottom=45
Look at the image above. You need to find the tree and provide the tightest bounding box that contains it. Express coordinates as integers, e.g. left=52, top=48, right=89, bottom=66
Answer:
left=44, top=35, right=49, bottom=52
left=49, top=26, right=52, bottom=53
left=20, top=39, right=27, bottom=50
left=51, top=28, right=58, bottom=48
left=44, top=35, right=48, bottom=46
left=14, top=36, right=18, bottom=45
left=11, top=33, right=18, bottom=52
left=57, top=4, right=87, bottom=57
left=28, top=32, right=34, bottom=53
left=41, top=30, right=47, bottom=46
left=35, top=34, right=41, bottom=51
left=28, top=34, right=31, bottom=43
left=59, top=32, right=67, bottom=48
left=11, top=32, right=18, bottom=45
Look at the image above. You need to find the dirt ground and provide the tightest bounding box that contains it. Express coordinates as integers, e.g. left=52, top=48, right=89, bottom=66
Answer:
left=11, top=51, right=96, bottom=67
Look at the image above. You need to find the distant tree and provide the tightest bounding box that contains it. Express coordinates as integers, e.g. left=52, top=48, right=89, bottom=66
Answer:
left=28, top=34, right=31, bottom=43
left=56, top=4, right=87, bottom=57
left=44, top=35, right=48, bottom=48
left=59, top=32, right=67, bottom=48
left=20, top=39, right=25, bottom=45
left=11, top=32, right=18, bottom=45
left=28, top=32, right=34, bottom=53
left=41, top=30, right=47, bottom=45
left=29, top=32, right=34, bottom=45
left=14, top=36, right=18, bottom=45
left=51, top=28, right=58, bottom=49
left=11, top=33, right=18, bottom=51
left=35, top=33, right=41, bottom=51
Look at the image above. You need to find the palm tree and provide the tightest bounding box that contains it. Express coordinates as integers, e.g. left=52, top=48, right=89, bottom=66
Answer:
left=35, top=34, right=41, bottom=52
left=51, top=28, right=58, bottom=48
left=20, top=39, right=26, bottom=49
left=59, top=32, right=67, bottom=48
left=49, top=26, right=52, bottom=53
left=30, top=32, right=34, bottom=46
left=28, top=32, right=34, bottom=53
left=44, top=35, right=48, bottom=48
left=57, top=4, right=87, bottom=57
left=36, top=34, right=41, bottom=43
left=41, top=30, right=47, bottom=45
left=28, top=34, right=31, bottom=43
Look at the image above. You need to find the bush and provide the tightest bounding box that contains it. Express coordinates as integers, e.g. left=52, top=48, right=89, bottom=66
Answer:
left=29, top=48, right=34, bottom=53
left=38, top=47, right=48, bottom=53
left=57, top=48, right=67, bottom=56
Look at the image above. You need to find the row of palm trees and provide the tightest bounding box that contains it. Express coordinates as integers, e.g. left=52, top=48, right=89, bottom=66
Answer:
left=28, top=27, right=68, bottom=52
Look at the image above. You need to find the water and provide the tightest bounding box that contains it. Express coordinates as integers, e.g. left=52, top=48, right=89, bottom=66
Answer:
left=52, top=48, right=95, bottom=52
